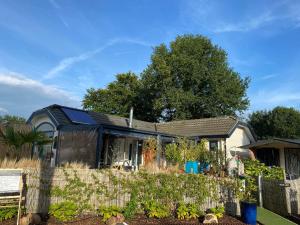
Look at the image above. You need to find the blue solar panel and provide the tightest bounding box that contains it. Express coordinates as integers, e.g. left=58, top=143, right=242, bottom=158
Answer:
left=61, top=107, right=96, bottom=125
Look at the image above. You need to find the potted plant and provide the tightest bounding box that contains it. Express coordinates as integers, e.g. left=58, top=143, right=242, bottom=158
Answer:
left=240, top=176, right=257, bottom=225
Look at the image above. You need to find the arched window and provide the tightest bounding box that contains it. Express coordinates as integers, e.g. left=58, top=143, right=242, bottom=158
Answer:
left=36, top=122, right=55, bottom=138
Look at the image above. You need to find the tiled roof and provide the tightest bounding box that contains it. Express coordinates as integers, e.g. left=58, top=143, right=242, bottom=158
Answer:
left=88, top=111, right=156, bottom=132
left=156, top=116, right=238, bottom=137
left=240, top=138, right=300, bottom=149
left=29, top=105, right=243, bottom=137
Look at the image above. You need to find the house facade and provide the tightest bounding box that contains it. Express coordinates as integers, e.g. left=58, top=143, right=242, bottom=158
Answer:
left=241, top=138, right=300, bottom=180
left=27, top=104, right=256, bottom=168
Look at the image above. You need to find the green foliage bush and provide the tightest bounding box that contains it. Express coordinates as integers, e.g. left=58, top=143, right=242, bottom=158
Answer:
left=49, top=201, right=78, bottom=222
left=210, top=206, right=225, bottom=218
left=123, top=187, right=138, bottom=219
left=165, top=138, right=209, bottom=164
left=242, top=159, right=284, bottom=202
left=165, top=143, right=183, bottom=165
left=144, top=200, right=170, bottom=218
left=244, top=159, right=284, bottom=180
left=98, top=205, right=122, bottom=221
left=0, top=207, right=18, bottom=222
left=177, top=202, right=199, bottom=219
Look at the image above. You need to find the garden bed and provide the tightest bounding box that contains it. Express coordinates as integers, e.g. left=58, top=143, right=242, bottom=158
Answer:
left=2, top=214, right=246, bottom=225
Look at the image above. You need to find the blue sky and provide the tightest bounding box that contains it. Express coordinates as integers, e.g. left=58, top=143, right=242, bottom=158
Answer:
left=0, top=0, right=300, bottom=118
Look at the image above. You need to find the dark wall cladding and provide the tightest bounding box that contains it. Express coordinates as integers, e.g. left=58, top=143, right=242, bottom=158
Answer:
left=58, top=128, right=98, bottom=167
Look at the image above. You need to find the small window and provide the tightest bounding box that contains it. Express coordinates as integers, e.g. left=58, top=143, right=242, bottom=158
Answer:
left=36, top=122, right=54, bottom=138
left=209, top=140, right=218, bottom=151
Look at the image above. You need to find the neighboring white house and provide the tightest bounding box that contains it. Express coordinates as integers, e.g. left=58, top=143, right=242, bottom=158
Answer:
left=156, top=116, right=256, bottom=160
left=241, top=138, right=300, bottom=180
left=27, top=105, right=256, bottom=168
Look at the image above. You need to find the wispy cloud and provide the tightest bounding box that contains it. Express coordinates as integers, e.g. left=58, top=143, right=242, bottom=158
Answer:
left=49, top=0, right=60, bottom=9
left=0, top=71, right=81, bottom=117
left=250, top=88, right=300, bottom=111
left=182, top=0, right=300, bottom=33
left=0, top=107, right=8, bottom=114
left=260, top=74, right=278, bottom=80
left=214, top=12, right=274, bottom=33
left=0, top=72, right=79, bottom=101
left=44, top=38, right=152, bottom=79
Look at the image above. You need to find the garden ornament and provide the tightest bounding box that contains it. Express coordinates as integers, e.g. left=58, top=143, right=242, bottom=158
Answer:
left=203, top=213, right=218, bottom=224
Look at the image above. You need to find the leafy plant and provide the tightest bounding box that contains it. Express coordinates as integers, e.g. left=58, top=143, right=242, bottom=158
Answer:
left=0, top=207, right=18, bottom=221
left=98, top=205, right=122, bottom=221
left=0, top=126, right=51, bottom=159
left=123, top=187, right=138, bottom=219
left=49, top=201, right=78, bottom=222
left=165, top=143, right=183, bottom=166
left=210, top=206, right=225, bottom=218
left=240, top=160, right=284, bottom=203
left=144, top=200, right=170, bottom=218
left=244, top=159, right=284, bottom=180
left=177, top=202, right=199, bottom=219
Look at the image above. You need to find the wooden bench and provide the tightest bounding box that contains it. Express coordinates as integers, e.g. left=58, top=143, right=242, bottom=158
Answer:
left=0, top=169, right=23, bottom=225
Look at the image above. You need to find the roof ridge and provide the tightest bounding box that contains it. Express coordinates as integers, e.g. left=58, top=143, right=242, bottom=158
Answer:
left=91, top=111, right=154, bottom=124
left=156, top=115, right=237, bottom=125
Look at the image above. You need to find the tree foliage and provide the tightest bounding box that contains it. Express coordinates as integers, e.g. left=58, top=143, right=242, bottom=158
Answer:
left=0, top=115, right=26, bottom=124
left=83, top=35, right=250, bottom=122
left=0, top=126, right=51, bottom=156
left=248, top=106, right=300, bottom=139
left=83, top=72, right=139, bottom=117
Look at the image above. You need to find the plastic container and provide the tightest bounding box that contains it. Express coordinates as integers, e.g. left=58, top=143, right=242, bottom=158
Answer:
left=185, top=161, right=199, bottom=174
left=240, top=201, right=257, bottom=225
left=199, top=162, right=210, bottom=173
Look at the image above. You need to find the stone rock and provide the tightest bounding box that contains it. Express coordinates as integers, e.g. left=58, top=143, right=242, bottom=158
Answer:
left=203, top=213, right=218, bottom=224
left=20, top=213, right=42, bottom=225
left=106, top=213, right=125, bottom=225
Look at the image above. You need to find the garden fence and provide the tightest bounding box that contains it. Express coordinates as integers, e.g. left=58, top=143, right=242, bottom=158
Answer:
left=23, top=168, right=240, bottom=216
left=261, top=177, right=300, bottom=217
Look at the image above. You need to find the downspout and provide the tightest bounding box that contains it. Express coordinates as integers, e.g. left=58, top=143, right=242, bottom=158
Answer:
left=95, top=126, right=104, bottom=168
left=54, top=130, right=60, bottom=167
left=224, top=138, right=227, bottom=164
left=129, top=107, right=133, bottom=128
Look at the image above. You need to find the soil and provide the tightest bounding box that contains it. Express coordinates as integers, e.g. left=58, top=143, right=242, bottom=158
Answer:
left=2, top=214, right=246, bottom=225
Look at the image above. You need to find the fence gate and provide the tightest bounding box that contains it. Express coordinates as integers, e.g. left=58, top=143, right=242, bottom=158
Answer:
left=261, top=178, right=289, bottom=216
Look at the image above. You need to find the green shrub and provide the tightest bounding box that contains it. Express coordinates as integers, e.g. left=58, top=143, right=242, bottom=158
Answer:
left=165, top=143, right=183, bottom=166
left=242, top=160, right=284, bottom=202
left=177, top=202, right=199, bottom=220
left=98, top=205, right=122, bottom=221
left=244, top=159, right=284, bottom=180
left=123, top=188, right=138, bottom=219
left=49, top=201, right=78, bottom=222
left=144, top=200, right=170, bottom=218
left=0, top=207, right=18, bottom=221
left=210, top=205, right=225, bottom=218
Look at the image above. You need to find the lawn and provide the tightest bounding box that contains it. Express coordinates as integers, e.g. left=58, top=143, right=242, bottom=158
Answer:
left=257, top=207, right=296, bottom=225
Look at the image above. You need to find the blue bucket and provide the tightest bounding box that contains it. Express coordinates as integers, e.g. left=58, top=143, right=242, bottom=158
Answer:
left=185, top=161, right=199, bottom=174
left=240, top=201, right=257, bottom=225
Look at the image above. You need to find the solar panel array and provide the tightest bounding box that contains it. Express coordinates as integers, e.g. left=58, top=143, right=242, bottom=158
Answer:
left=61, top=107, right=97, bottom=125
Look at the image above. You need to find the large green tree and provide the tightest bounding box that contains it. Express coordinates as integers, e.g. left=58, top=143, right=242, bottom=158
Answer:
left=83, top=35, right=250, bottom=122
left=83, top=72, right=140, bottom=117
left=248, top=107, right=300, bottom=139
